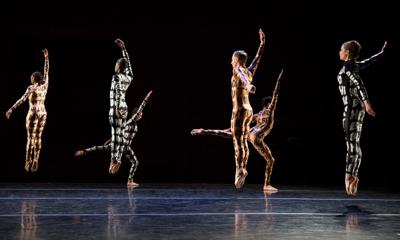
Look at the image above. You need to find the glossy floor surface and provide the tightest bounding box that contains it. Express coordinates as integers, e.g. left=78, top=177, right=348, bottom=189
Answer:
left=1, top=183, right=399, bottom=239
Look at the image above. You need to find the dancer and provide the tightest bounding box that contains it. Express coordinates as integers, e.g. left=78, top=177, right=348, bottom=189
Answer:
left=192, top=70, right=283, bottom=192
left=109, top=38, right=134, bottom=174
left=6, top=48, right=49, bottom=172
left=337, top=40, right=386, bottom=196
left=75, top=91, right=152, bottom=186
left=230, top=28, right=265, bottom=188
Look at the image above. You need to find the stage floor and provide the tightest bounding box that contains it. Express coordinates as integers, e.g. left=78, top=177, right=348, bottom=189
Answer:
left=1, top=183, right=399, bottom=239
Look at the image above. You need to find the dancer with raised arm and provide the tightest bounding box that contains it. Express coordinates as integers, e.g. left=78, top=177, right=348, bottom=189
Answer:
left=337, top=40, right=387, bottom=196
left=6, top=48, right=50, bottom=172
left=192, top=70, right=283, bottom=192
left=228, top=28, right=265, bottom=188
left=109, top=38, right=134, bottom=175
left=75, top=91, right=152, bottom=186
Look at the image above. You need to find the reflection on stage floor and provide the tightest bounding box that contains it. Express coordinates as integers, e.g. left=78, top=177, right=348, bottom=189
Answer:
left=1, top=183, right=399, bottom=239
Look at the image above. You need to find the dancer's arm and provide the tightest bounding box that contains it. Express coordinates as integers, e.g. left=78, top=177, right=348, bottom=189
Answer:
left=5, top=86, right=34, bottom=119
left=43, top=48, right=49, bottom=85
left=115, top=38, right=133, bottom=77
left=269, top=69, right=284, bottom=119
left=234, top=68, right=256, bottom=94
left=364, top=99, right=376, bottom=117
left=358, top=41, right=387, bottom=70
left=248, top=28, right=265, bottom=75
left=345, top=66, right=375, bottom=116
left=128, top=90, right=153, bottom=124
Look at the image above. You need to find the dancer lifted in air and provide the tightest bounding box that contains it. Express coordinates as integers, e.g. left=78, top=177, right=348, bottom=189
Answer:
left=192, top=70, right=283, bottom=192
left=75, top=91, right=152, bottom=187
left=6, top=48, right=50, bottom=172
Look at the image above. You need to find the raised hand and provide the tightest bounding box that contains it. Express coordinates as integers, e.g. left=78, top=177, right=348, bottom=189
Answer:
left=277, top=69, right=284, bottom=81
left=259, top=28, right=266, bottom=44
left=145, top=90, right=153, bottom=101
left=43, top=48, right=48, bottom=58
left=273, top=69, right=284, bottom=94
left=380, top=41, right=387, bottom=54
left=115, top=38, right=125, bottom=48
left=5, top=109, right=12, bottom=119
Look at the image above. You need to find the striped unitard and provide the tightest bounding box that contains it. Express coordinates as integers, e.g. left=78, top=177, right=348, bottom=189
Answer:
left=337, top=52, right=382, bottom=176
left=7, top=50, right=49, bottom=172
left=109, top=45, right=133, bottom=165
left=231, top=39, right=264, bottom=187
left=82, top=92, right=151, bottom=181
left=192, top=71, right=282, bottom=187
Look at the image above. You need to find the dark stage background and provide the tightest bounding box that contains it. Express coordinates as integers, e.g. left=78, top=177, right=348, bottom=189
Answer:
left=0, top=3, right=398, bottom=190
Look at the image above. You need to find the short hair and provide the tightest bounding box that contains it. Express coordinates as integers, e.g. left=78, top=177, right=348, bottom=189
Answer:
left=261, top=96, right=272, bottom=108
left=342, top=40, right=362, bottom=60
left=31, top=71, right=44, bottom=84
left=116, top=58, right=128, bottom=73
left=233, top=50, right=248, bottom=66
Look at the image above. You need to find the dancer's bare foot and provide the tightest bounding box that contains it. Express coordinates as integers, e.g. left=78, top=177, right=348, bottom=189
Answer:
left=349, top=176, right=359, bottom=196
left=234, top=168, right=248, bottom=189
left=74, top=150, right=84, bottom=157
left=24, top=160, right=32, bottom=172
left=127, top=179, right=139, bottom=187
left=191, top=128, right=204, bottom=136
left=263, top=185, right=278, bottom=193
left=109, top=160, right=121, bottom=174
left=31, top=160, right=38, bottom=172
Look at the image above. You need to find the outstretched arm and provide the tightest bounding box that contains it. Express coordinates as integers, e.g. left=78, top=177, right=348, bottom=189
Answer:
left=5, top=86, right=33, bottom=119
left=268, top=69, right=284, bottom=118
left=191, top=128, right=232, bottom=139
left=248, top=28, right=266, bottom=75
left=43, top=48, right=49, bottom=84
left=358, top=41, right=387, bottom=70
left=115, top=38, right=133, bottom=77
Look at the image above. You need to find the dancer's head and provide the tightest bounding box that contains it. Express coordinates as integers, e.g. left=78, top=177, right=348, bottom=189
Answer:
left=31, top=71, right=44, bottom=84
left=231, top=50, right=248, bottom=68
left=261, top=96, right=272, bottom=108
left=340, top=40, right=361, bottom=61
left=115, top=58, right=128, bottom=73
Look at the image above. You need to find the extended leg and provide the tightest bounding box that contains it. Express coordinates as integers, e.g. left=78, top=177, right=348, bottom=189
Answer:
left=191, top=128, right=232, bottom=139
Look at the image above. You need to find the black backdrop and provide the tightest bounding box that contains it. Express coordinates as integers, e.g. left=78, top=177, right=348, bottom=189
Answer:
left=0, top=2, right=398, bottom=190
